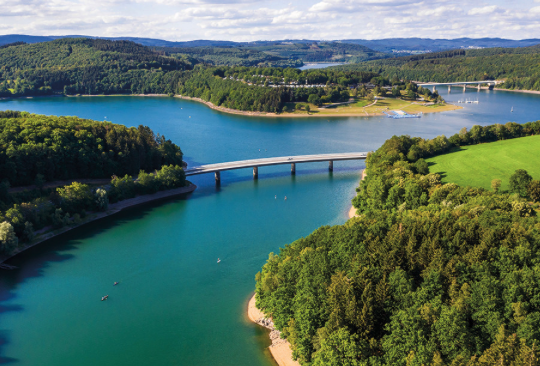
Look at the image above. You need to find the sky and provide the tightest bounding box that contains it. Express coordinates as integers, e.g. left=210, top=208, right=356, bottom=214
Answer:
left=0, top=0, right=539, bottom=41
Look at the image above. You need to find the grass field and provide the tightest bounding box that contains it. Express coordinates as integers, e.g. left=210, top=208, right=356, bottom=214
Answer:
left=426, top=135, right=540, bottom=190
left=282, top=97, right=460, bottom=116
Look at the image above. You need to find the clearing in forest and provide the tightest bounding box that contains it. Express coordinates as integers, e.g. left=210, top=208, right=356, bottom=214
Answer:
left=426, top=135, right=540, bottom=190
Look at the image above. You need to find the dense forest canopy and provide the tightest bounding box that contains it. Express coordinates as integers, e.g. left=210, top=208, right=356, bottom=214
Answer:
left=176, top=66, right=379, bottom=112
left=0, top=38, right=196, bottom=96
left=256, top=121, right=540, bottom=365
left=336, top=45, right=540, bottom=91
left=0, top=111, right=183, bottom=187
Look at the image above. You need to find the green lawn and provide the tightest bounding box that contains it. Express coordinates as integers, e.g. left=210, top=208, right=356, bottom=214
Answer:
left=426, top=135, right=540, bottom=191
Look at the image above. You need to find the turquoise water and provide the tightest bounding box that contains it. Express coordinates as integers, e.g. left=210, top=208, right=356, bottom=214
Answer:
left=0, top=89, right=540, bottom=365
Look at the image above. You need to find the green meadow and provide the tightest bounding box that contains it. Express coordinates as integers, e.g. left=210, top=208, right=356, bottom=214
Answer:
left=426, top=135, right=540, bottom=190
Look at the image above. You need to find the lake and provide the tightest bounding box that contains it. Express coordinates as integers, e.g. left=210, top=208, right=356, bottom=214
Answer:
left=0, top=87, right=539, bottom=365
left=299, top=63, right=345, bottom=70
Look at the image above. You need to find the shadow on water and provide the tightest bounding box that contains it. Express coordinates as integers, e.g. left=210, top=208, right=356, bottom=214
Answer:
left=0, top=191, right=196, bottom=364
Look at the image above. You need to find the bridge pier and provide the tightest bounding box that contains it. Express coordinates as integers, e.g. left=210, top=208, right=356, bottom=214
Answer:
left=432, top=86, right=436, bottom=92
left=463, top=85, right=466, bottom=92
left=329, top=160, right=333, bottom=171
left=477, top=84, right=481, bottom=91
left=448, top=85, right=451, bottom=93
left=215, top=171, right=221, bottom=184
left=253, top=166, right=258, bottom=179
left=291, top=163, right=296, bottom=175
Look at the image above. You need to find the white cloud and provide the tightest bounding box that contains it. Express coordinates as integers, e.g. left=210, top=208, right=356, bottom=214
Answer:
left=0, top=0, right=537, bottom=41
left=468, top=5, right=499, bottom=15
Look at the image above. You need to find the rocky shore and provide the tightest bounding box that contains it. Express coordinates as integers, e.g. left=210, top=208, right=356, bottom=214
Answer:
left=248, top=294, right=300, bottom=366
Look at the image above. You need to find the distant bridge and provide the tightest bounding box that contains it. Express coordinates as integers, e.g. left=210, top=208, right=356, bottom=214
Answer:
left=185, top=152, right=368, bottom=183
left=416, top=80, right=502, bottom=92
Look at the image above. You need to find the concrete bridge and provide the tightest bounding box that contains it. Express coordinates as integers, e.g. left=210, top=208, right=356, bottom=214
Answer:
left=185, top=152, right=368, bottom=183
left=417, top=80, right=502, bottom=93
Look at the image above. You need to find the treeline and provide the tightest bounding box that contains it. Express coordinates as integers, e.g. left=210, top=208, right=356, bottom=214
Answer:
left=0, top=164, right=186, bottom=254
left=255, top=122, right=540, bottom=365
left=0, top=112, right=183, bottom=187
left=0, top=38, right=195, bottom=97
left=177, top=66, right=379, bottom=112
left=338, top=45, right=540, bottom=91
left=248, top=42, right=390, bottom=63
left=160, top=46, right=303, bottom=68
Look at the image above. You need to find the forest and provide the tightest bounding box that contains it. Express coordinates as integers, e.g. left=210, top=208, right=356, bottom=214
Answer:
left=176, top=66, right=380, bottom=112
left=0, top=39, right=383, bottom=112
left=338, top=45, right=540, bottom=91
left=0, top=38, right=196, bottom=96
left=0, top=111, right=183, bottom=187
left=157, top=46, right=303, bottom=68
left=0, top=112, right=186, bottom=253
left=255, top=121, right=540, bottom=365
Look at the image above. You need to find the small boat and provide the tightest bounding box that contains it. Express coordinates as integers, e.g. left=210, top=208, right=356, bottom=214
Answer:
left=217, top=258, right=221, bottom=263
left=511, top=106, right=514, bottom=112
left=101, top=295, right=109, bottom=301
left=113, top=282, right=119, bottom=286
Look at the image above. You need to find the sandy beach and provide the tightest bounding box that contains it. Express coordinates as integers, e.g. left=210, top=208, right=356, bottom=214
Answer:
left=248, top=294, right=301, bottom=366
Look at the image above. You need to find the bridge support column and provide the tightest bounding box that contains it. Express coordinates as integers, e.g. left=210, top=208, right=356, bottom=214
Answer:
left=253, top=166, right=258, bottom=179
left=448, top=85, right=451, bottom=93
left=477, top=84, right=481, bottom=91
left=329, top=160, right=333, bottom=171
left=215, top=171, right=220, bottom=184
left=291, top=163, right=296, bottom=175
left=463, top=85, right=466, bottom=92
left=432, top=86, right=436, bottom=92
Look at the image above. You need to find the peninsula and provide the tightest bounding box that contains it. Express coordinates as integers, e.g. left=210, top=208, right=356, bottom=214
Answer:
left=0, top=111, right=190, bottom=262
left=254, top=120, right=540, bottom=365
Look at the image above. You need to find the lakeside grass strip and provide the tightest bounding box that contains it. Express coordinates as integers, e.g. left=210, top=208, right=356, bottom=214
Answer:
left=426, top=135, right=540, bottom=190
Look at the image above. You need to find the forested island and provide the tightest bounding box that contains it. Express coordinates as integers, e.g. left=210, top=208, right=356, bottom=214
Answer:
left=0, top=111, right=189, bottom=259
left=337, top=45, right=540, bottom=91
left=254, top=120, right=540, bottom=365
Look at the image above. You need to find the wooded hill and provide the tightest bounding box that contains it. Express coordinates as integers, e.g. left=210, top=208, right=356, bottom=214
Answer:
left=0, top=38, right=196, bottom=96
left=255, top=122, right=540, bottom=365
left=156, top=46, right=304, bottom=68
left=0, top=111, right=183, bottom=187
left=337, top=45, right=540, bottom=91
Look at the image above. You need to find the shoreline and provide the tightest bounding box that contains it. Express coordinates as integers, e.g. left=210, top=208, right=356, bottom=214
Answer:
left=247, top=294, right=301, bottom=366
left=348, top=169, right=366, bottom=219
left=2, top=93, right=460, bottom=119
left=0, top=184, right=197, bottom=264
left=175, top=95, right=460, bottom=118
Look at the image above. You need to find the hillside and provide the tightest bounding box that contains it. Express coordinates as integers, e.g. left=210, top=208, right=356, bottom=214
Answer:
left=248, top=42, right=389, bottom=63
left=156, top=46, right=303, bottom=67
left=2, top=35, right=540, bottom=54
left=336, top=46, right=540, bottom=91
left=0, top=38, right=196, bottom=97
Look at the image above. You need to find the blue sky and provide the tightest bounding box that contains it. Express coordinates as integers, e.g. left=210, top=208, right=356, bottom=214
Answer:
left=0, top=0, right=538, bottom=41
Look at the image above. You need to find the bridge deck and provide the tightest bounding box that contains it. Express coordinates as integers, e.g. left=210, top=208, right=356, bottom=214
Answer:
left=418, top=81, right=498, bottom=86
left=185, top=152, right=368, bottom=176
